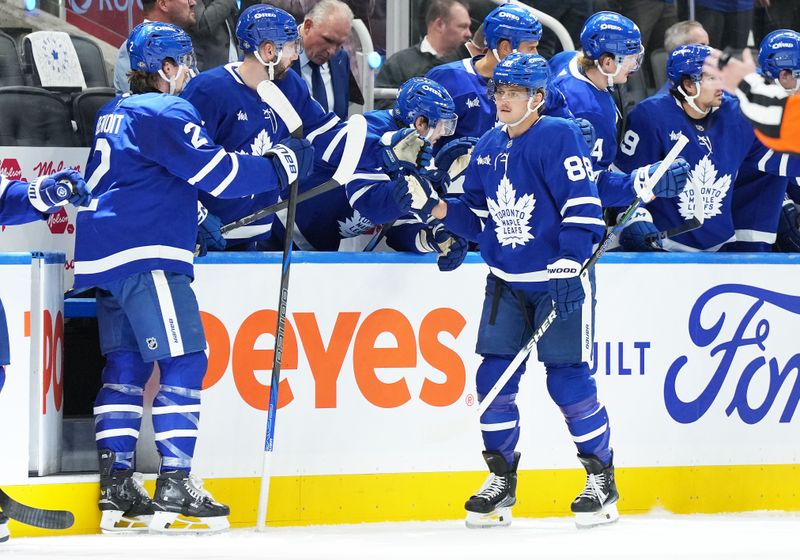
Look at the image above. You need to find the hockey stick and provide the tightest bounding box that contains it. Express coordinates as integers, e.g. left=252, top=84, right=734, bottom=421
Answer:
left=363, top=220, right=395, bottom=252
left=255, top=79, right=303, bottom=532
left=0, top=488, right=74, bottom=529
left=220, top=115, right=367, bottom=236
left=476, top=133, right=690, bottom=417
left=644, top=179, right=706, bottom=248
left=254, top=85, right=365, bottom=532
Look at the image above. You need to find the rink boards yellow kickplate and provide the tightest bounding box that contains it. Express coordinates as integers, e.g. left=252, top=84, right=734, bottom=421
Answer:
left=6, top=463, right=800, bottom=536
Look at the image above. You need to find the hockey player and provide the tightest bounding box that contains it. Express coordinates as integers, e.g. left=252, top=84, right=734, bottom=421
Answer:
left=729, top=30, right=800, bottom=251
left=705, top=44, right=800, bottom=156
left=75, top=21, right=314, bottom=533
left=616, top=44, right=800, bottom=251
left=402, top=52, right=619, bottom=528
left=424, top=3, right=545, bottom=147
left=0, top=169, right=90, bottom=542
left=548, top=11, right=691, bottom=210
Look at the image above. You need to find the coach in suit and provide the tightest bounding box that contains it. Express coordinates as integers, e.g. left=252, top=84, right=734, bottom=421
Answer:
left=292, top=0, right=362, bottom=120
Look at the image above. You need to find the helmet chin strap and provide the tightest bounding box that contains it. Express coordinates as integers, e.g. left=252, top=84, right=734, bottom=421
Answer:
left=507, top=96, right=543, bottom=129
left=255, top=46, right=283, bottom=81
left=491, top=47, right=518, bottom=64
left=158, top=65, right=192, bottom=95
left=678, top=81, right=710, bottom=116
left=595, top=59, right=621, bottom=89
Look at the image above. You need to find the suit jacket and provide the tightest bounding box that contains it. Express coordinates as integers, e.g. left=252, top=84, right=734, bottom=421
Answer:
left=292, top=49, right=359, bottom=120
left=189, top=0, right=239, bottom=72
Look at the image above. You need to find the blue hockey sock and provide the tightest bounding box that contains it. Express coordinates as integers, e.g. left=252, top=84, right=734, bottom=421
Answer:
left=154, top=351, right=207, bottom=472
left=94, top=351, right=153, bottom=469
left=477, top=356, right=525, bottom=465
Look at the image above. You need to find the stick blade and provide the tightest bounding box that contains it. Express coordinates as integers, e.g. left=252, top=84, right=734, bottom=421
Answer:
left=0, top=489, right=74, bottom=529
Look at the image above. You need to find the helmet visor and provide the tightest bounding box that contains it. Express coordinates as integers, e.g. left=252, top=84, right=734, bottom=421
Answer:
left=435, top=115, right=458, bottom=137
left=175, top=50, right=198, bottom=74
left=280, top=37, right=304, bottom=58
left=619, top=44, right=644, bottom=74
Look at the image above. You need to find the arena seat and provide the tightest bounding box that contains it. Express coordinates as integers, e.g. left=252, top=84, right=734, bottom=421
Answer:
left=73, top=87, right=116, bottom=146
left=0, top=86, right=76, bottom=146
left=0, top=31, right=24, bottom=87
left=70, top=35, right=110, bottom=88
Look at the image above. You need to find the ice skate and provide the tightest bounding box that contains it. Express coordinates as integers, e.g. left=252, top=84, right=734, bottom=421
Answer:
left=98, top=450, right=154, bottom=533
left=149, top=470, right=230, bottom=533
left=0, top=510, right=9, bottom=543
left=571, top=453, right=619, bottom=528
left=465, top=451, right=520, bottom=528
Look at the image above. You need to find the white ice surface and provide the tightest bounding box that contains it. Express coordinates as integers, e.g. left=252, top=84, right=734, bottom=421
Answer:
left=3, top=513, right=800, bottom=560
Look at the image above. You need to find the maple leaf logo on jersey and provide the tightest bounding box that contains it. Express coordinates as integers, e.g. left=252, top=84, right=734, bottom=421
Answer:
left=338, top=209, right=374, bottom=238
left=250, top=129, right=273, bottom=156
left=677, top=155, right=731, bottom=221
left=486, top=174, right=535, bottom=248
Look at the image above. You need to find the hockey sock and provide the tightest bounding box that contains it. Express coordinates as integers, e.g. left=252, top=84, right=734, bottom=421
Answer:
left=477, top=356, right=525, bottom=465
left=546, top=364, right=612, bottom=465
left=154, top=351, right=207, bottom=473
left=94, top=351, right=153, bottom=469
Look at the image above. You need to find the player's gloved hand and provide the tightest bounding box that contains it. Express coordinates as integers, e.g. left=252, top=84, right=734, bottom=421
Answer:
left=570, top=118, right=596, bottom=150
left=437, top=234, right=468, bottom=272
left=776, top=196, right=800, bottom=252
left=619, top=208, right=662, bottom=251
left=51, top=168, right=91, bottom=207
left=547, top=258, right=586, bottom=320
left=381, top=128, right=431, bottom=174
left=195, top=203, right=226, bottom=257
left=266, top=137, right=315, bottom=194
left=426, top=136, right=478, bottom=193
left=632, top=157, right=690, bottom=201
left=392, top=171, right=440, bottom=219
left=27, top=168, right=91, bottom=212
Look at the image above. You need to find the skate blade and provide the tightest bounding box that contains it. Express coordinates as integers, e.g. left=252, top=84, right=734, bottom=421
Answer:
left=574, top=502, right=619, bottom=529
left=0, top=524, right=9, bottom=543
left=149, top=511, right=230, bottom=534
left=100, top=510, right=152, bottom=533
left=465, top=507, right=513, bottom=528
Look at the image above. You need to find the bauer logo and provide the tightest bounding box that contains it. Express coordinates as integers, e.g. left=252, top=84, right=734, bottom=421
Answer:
left=199, top=307, right=467, bottom=411
left=664, top=283, right=800, bottom=425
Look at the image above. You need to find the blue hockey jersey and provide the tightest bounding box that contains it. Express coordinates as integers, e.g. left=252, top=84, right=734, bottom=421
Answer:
left=183, top=63, right=395, bottom=251
left=74, top=93, right=285, bottom=288
left=443, top=116, right=604, bottom=290
left=615, top=93, right=800, bottom=251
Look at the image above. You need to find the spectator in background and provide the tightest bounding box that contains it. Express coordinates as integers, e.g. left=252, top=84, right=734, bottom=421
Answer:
left=521, top=0, right=592, bottom=59
left=753, top=0, right=800, bottom=46
left=695, top=0, right=754, bottom=50
left=113, top=0, right=197, bottom=94
left=241, top=0, right=307, bottom=20
left=376, top=0, right=471, bottom=108
left=653, top=20, right=710, bottom=93
left=292, top=0, right=361, bottom=120
left=189, top=0, right=239, bottom=71
left=621, top=0, right=678, bottom=88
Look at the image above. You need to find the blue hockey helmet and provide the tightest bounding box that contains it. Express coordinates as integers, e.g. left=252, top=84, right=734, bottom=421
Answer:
left=393, top=77, right=457, bottom=136
left=490, top=52, right=550, bottom=93
left=127, top=22, right=194, bottom=73
left=483, top=3, right=542, bottom=51
left=580, top=11, right=642, bottom=61
left=758, top=29, right=800, bottom=82
left=666, top=43, right=713, bottom=87
left=236, top=4, right=301, bottom=53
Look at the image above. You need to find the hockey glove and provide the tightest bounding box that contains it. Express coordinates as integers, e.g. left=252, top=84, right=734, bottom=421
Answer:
left=619, top=208, right=662, bottom=251
left=776, top=196, right=800, bottom=252
left=196, top=203, right=226, bottom=257
left=27, top=168, right=91, bottom=213
left=266, top=137, right=314, bottom=195
left=381, top=128, right=432, bottom=175
left=437, top=234, right=468, bottom=272
left=632, top=157, right=690, bottom=201
left=427, top=136, right=478, bottom=193
left=392, top=172, right=440, bottom=219
left=570, top=118, right=596, bottom=150
left=547, top=258, right=586, bottom=320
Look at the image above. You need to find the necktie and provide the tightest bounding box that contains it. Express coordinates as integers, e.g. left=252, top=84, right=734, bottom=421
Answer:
left=308, top=60, right=328, bottom=112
